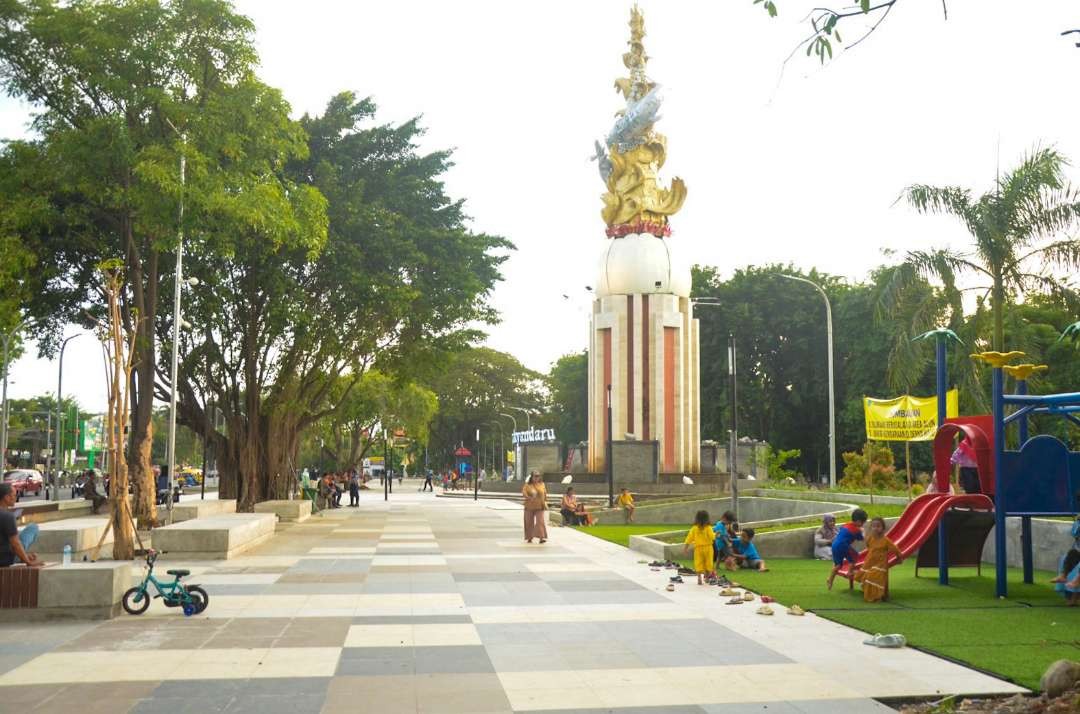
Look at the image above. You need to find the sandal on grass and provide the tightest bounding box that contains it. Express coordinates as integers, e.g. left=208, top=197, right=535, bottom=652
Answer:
left=863, top=633, right=906, bottom=648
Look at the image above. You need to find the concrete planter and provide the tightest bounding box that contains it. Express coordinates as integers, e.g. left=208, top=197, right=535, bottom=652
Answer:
left=36, top=517, right=114, bottom=560
left=0, top=562, right=134, bottom=621
left=152, top=513, right=275, bottom=559
left=170, top=499, right=237, bottom=523
left=255, top=499, right=312, bottom=523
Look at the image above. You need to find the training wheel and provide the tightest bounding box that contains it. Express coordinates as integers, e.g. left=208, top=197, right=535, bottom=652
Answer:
left=182, top=603, right=195, bottom=617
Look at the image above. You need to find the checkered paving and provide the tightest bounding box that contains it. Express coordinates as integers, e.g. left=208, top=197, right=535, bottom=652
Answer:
left=0, top=491, right=1024, bottom=712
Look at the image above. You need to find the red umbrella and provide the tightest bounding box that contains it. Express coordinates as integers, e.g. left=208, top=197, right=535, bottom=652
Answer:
left=454, top=446, right=472, bottom=457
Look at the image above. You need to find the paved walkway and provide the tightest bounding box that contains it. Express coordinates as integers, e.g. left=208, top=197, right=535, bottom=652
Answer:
left=0, top=490, right=1025, bottom=713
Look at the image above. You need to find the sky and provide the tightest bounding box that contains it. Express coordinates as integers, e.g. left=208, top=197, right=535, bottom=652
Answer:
left=3, top=0, right=1080, bottom=413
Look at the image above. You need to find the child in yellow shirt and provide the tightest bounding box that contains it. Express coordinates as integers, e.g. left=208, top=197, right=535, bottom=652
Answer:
left=683, top=510, right=715, bottom=585
left=617, top=487, right=636, bottom=523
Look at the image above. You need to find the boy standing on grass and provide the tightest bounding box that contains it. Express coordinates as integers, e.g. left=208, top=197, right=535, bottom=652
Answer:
left=828, top=508, right=867, bottom=590
left=731, top=528, right=767, bottom=571
left=683, top=510, right=716, bottom=585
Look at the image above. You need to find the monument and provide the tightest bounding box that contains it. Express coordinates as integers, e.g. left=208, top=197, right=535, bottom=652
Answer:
left=587, top=6, right=701, bottom=475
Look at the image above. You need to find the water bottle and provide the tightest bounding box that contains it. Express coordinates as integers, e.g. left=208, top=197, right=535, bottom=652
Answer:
left=62, top=544, right=72, bottom=566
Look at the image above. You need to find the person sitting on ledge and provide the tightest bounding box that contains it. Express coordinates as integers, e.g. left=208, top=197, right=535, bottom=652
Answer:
left=0, top=483, right=41, bottom=567
left=559, top=487, right=593, bottom=526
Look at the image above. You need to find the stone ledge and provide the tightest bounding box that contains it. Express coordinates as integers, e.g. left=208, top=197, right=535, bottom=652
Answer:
left=35, top=517, right=114, bottom=559
left=169, top=499, right=237, bottom=523
left=0, top=562, right=133, bottom=621
left=254, top=499, right=312, bottom=523
left=151, top=513, right=276, bottom=559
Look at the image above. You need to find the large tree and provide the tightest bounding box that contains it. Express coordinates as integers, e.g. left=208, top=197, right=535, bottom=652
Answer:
left=545, top=352, right=588, bottom=446
left=172, top=93, right=509, bottom=509
left=0, top=0, right=269, bottom=524
left=894, top=146, right=1080, bottom=352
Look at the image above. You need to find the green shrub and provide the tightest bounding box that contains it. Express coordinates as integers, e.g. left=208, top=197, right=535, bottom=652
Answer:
left=841, top=442, right=905, bottom=491
left=761, top=445, right=802, bottom=484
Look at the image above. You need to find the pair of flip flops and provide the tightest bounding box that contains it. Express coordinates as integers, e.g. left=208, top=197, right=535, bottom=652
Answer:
left=787, top=604, right=805, bottom=616
left=863, top=633, right=906, bottom=648
left=756, top=605, right=774, bottom=616
left=718, top=588, right=738, bottom=597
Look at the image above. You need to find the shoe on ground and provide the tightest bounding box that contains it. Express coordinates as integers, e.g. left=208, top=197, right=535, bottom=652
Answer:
left=650, top=567, right=661, bottom=572
left=669, top=575, right=684, bottom=583
left=730, top=582, right=741, bottom=588
left=677, top=566, right=695, bottom=576
left=760, top=595, right=775, bottom=604
left=787, top=605, right=805, bottom=616
left=666, top=583, right=675, bottom=592
left=718, top=588, right=738, bottom=596
left=726, top=596, right=744, bottom=605
left=756, top=605, right=774, bottom=616
left=863, top=633, right=906, bottom=648
left=716, top=576, right=732, bottom=587
left=742, top=592, right=755, bottom=601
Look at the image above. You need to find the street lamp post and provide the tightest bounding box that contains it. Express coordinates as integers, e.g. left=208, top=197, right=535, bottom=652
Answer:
left=778, top=274, right=836, bottom=488
left=507, top=407, right=532, bottom=481
left=54, top=334, right=83, bottom=500
left=166, top=135, right=187, bottom=523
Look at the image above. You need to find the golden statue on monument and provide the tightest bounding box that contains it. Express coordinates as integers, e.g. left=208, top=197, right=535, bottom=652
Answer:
left=593, top=5, right=686, bottom=237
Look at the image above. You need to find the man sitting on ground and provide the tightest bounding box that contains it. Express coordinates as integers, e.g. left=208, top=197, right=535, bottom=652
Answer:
left=0, top=483, right=41, bottom=567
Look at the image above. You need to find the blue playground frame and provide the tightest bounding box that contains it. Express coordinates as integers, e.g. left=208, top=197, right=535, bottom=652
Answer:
left=993, top=371, right=1080, bottom=597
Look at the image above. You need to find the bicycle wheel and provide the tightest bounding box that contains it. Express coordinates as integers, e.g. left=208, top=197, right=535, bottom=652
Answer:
left=121, top=587, right=151, bottom=615
left=186, top=585, right=209, bottom=614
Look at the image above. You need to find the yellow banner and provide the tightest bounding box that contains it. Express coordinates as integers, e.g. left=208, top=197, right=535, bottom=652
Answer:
left=863, top=390, right=959, bottom=441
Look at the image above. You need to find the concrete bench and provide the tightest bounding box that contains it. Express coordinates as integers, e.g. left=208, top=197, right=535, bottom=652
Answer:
left=35, top=517, right=114, bottom=560
left=17, top=499, right=95, bottom=525
left=0, top=562, right=133, bottom=621
left=151, top=513, right=276, bottom=559
left=169, top=498, right=237, bottom=523
left=254, top=499, right=312, bottom=523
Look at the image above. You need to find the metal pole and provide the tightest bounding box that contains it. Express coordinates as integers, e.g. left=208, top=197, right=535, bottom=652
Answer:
left=167, top=139, right=186, bottom=523
left=606, top=385, right=613, bottom=508
left=383, top=430, right=389, bottom=502
left=779, top=275, right=836, bottom=487
left=474, top=428, right=480, bottom=502
left=728, top=335, right=739, bottom=523
left=992, top=366, right=1007, bottom=598
left=200, top=398, right=210, bottom=501
left=499, top=412, right=518, bottom=480
left=55, top=334, right=81, bottom=500
left=1017, top=378, right=1033, bottom=584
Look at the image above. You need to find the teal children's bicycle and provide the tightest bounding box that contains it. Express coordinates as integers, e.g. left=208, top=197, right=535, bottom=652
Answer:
left=122, top=549, right=209, bottom=616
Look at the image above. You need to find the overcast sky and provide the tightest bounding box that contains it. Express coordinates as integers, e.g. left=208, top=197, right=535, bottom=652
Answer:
left=3, top=0, right=1079, bottom=413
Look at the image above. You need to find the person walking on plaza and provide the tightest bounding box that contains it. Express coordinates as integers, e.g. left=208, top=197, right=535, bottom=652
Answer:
left=422, top=469, right=434, bottom=492
left=348, top=470, right=360, bottom=507
left=0, top=483, right=40, bottom=567
left=522, top=471, right=548, bottom=544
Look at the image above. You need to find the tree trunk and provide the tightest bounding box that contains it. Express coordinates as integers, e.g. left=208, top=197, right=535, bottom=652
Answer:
left=127, top=232, right=158, bottom=526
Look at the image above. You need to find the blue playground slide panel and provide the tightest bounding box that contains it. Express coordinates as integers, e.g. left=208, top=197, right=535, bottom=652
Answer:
left=999, top=435, right=1080, bottom=515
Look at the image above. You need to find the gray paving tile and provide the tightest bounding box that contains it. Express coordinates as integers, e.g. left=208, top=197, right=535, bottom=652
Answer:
left=132, top=697, right=230, bottom=714
left=547, top=578, right=647, bottom=592
left=525, top=708, right=707, bottom=714
left=223, top=694, right=325, bottom=714
left=201, top=584, right=271, bottom=595
left=414, top=645, right=494, bottom=674
left=452, top=572, right=540, bottom=582
left=463, top=591, right=565, bottom=607
left=793, top=699, right=897, bottom=713
left=558, top=590, right=667, bottom=605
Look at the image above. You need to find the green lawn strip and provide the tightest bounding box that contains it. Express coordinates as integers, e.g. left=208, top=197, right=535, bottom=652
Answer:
left=571, top=524, right=676, bottom=548
left=669, top=557, right=1078, bottom=690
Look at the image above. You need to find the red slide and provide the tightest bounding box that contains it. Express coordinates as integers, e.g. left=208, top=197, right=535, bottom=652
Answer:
left=837, top=492, right=994, bottom=576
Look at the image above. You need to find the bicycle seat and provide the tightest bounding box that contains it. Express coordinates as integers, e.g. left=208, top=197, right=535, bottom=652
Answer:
left=166, top=569, right=190, bottom=577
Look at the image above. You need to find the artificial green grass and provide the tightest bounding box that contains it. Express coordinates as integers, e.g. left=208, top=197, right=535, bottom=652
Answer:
left=570, top=524, right=675, bottom=548
left=683, top=558, right=1080, bottom=690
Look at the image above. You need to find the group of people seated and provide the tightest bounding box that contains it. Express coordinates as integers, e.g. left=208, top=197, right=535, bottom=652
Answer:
left=559, top=487, right=593, bottom=526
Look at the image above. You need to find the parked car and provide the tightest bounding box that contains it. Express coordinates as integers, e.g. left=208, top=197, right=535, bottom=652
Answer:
left=3, top=469, right=44, bottom=500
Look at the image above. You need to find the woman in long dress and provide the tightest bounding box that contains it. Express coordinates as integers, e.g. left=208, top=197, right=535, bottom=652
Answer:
left=522, top=471, right=548, bottom=544
left=856, top=516, right=903, bottom=602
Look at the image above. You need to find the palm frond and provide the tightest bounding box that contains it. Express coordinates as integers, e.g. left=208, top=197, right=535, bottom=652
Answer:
left=999, top=146, right=1067, bottom=209
left=1008, top=187, right=1080, bottom=246
left=902, top=184, right=979, bottom=235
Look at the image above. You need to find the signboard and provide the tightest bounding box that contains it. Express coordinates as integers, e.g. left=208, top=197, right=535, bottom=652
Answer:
left=511, top=427, right=556, bottom=445
left=81, top=415, right=104, bottom=452
left=863, top=389, right=959, bottom=442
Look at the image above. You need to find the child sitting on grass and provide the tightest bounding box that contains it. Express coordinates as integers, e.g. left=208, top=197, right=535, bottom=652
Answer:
left=854, top=516, right=902, bottom=602
left=713, top=511, right=737, bottom=571
left=1051, top=511, right=1080, bottom=605
left=683, top=510, right=716, bottom=585
left=731, top=527, right=767, bottom=571
left=827, top=508, right=867, bottom=590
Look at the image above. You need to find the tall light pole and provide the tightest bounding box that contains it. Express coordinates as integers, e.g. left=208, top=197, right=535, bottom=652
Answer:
left=778, top=274, right=836, bottom=488
left=1, top=319, right=34, bottom=468
left=166, top=133, right=187, bottom=523
left=54, top=333, right=83, bottom=500
left=507, top=406, right=532, bottom=430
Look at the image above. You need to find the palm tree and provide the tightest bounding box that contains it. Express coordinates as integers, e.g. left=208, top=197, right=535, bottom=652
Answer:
left=896, top=147, right=1080, bottom=352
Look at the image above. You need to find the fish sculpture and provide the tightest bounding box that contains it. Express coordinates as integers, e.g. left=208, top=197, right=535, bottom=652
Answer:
left=606, top=85, right=663, bottom=153
left=591, top=140, right=613, bottom=181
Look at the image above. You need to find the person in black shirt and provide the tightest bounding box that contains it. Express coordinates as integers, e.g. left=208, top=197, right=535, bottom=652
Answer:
left=0, top=483, right=40, bottom=567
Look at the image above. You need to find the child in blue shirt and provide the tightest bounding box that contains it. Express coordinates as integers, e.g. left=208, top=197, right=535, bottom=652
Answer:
left=731, top=527, right=767, bottom=571
left=827, top=508, right=867, bottom=590
left=713, top=510, right=737, bottom=570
